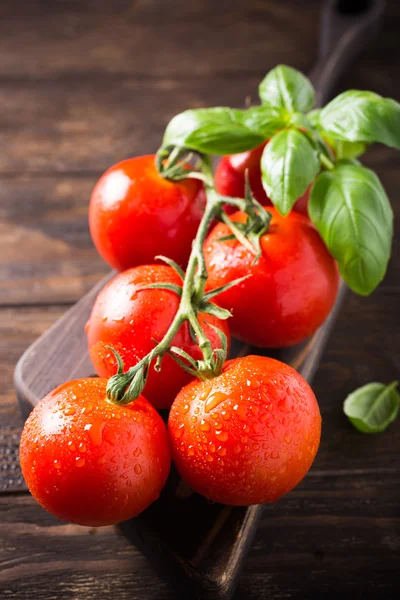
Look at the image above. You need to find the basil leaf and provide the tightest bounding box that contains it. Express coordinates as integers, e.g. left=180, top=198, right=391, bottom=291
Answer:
left=259, top=65, right=315, bottom=113
left=344, top=381, right=400, bottom=433
left=261, top=128, right=319, bottom=216
left=309, top=163, right=393, bottom=295
left=319, top=91, right=400, bottom=150
left=308, top=108, right=367, bottom=159
left=162, top=106, right=287, bottom=155
left=330, top=139, right=367, bottom=160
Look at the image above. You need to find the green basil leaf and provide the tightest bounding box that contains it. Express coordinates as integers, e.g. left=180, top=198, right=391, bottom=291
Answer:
left=308, top=108, right=367, bottom=158
left=307, top=108, right=321, bottom=127
left=330, top=139, right=367, bottom=160
left=309, top=163, right=393, bottom=295
left=259, top=65, right=315, bottom=113
left=162, top=106, right=287, bottom=155
left=344, top=381, right=400, bottom=433
left=319, top=91, right=400, bottom=150
left=261, top=128, right=319, bottom=216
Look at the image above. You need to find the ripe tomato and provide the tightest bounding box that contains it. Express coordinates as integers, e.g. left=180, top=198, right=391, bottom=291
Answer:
left=86, top=265, right=230, bottom=409
left=20, top=378, right=170, bottom=526
left=215, top=143, right=309, bottom=215
left=203, top=208, right=339, bottom=348
left=169, top=355, right=321, bottom=505
left=89, top=155, right=205, bottom=271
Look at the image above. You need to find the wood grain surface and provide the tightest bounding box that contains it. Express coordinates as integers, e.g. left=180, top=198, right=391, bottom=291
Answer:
left=1, top=0, right=399, bottom=598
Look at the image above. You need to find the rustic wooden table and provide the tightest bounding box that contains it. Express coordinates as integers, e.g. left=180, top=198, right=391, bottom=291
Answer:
left=1, top=1, right=399, bottom=598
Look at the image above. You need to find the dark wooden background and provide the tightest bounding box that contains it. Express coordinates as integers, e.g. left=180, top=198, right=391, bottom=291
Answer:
left=1, top=1, right=399, bottom=598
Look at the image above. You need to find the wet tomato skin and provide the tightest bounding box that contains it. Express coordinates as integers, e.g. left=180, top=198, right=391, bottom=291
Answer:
left=89, top=155, right=205, bottom=271
left=203, top=208, right=339, bottom=348
left=19, top=378, right=171, bottom=527
left=86, top=265, right=230, bottom=409
left=215, top=143, right=309, bottom=215
left=169, top=355, right=321, bottom=505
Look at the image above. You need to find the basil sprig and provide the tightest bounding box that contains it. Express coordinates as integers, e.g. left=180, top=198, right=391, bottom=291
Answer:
left=161, top=64, right=400, bottom=296
left=344, top=381, right=400, bottom=433
left=309, top=163, right=393, bottom=295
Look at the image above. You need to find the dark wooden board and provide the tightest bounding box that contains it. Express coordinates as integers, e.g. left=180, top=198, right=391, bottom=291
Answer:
left=1, top=0, right=400, bottom=598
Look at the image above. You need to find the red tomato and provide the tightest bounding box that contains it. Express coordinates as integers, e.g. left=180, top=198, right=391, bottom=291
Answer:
left=86, top=265, right=230, bottom=409
left=89, top=155, right=205, bottom=271
left=169, top=355, right=321, bottom=505
left=215, top=143, right=309, bottom=216
left=203, top=208, right=339, bottom=348
left=20, top=378, right=170, bottom=526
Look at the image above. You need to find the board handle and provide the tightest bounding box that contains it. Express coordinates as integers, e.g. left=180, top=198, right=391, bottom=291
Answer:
left=310, top=0, right=385, bottom=107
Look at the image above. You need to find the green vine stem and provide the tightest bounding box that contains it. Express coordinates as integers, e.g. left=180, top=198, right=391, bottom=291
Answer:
left=106, top=150, right=270, bottom=405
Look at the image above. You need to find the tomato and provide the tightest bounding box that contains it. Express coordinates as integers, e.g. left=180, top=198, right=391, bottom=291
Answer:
left=203, top=208, right=339, bottom=348
left=215, top=143, right=309, bottom=215
left=86, top=265, right=230, bottom=409
left=19, top=378, right=170, bottom=526
left=215, top=143, right=270, bottom=206
left=169, top=355, right=321, bottom=505
left=89, top=155, right=205, bottom=271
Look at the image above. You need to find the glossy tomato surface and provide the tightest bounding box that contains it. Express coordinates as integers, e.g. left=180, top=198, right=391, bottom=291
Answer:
left=20, top=378, right=171, bottom=526
left=86, top=265, right=230, bottom=409
left=215, top=143, right=309, bottom=215
left=203, top=208, right=339, bottom=347
left=89, top=155, right=205, bottom=271
left=169, top=355, right=321, bottom=505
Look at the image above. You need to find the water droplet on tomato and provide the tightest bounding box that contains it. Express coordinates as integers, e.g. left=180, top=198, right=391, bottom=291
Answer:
left=213, top=421, right=223, bottom=429
left=241, top=435, right=248, bottom=443
left=234, top=444, right=241, bottom=454
left=233, top=403, right=247, bottom=421
left=209, top=443, right=216, bottom=453
left=217, top=446, right=227, bottom=456
left=113, top=316, right=125, bottom=323
left=194, top=407, right=200, bottom=415
left=191, top=416, right=197, bottom=423
left=79, top=443, right=87, bottom=453
left=134, top=464, right=142, bottom=475
left=252, top=443, right=260, bottom=451
left=271, top=450, right=280, bottom=459
left=81, top=404, right=93, bottom=415
left=205, top=454, right=213, bottom=462
left=252, top=422, right=260, bottom=434
left=221, top=410, right=232, bottom=421
left=200, top=420, right=210, bottom=432
left=259, top=413, right=268, bottom=423
left=284, top=434, right=292, bottom=445
left=104, top=429, right=117, bottom=445
left=86, top=421, right=105, bottom=446
left=64, top=406, right=76, bottom=416
left=204, top=391, right=228, bottom=413
left=188, top=445, right=195, bottom=456
left=175, top=424, right=185, bottom=438
left=31, top=466, right=35, bottom=473
left=133, top=447, right=142, bottom=457
left=102, top=315, right=108, bottom=322
left=53, top=460, right=61, bottom=469
left=182, top=404, right=190, bottom=414
left=215, top=430, right=228, bottom=441
left=75, top=457, right=85, bottom=467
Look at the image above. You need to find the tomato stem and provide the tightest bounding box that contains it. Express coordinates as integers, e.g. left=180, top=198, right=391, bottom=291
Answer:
left=106, top=150, right=270, bottom=404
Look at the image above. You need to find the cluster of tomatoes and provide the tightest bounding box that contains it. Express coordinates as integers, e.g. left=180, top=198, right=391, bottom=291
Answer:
left=20, top=146, right=337, bottom=527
